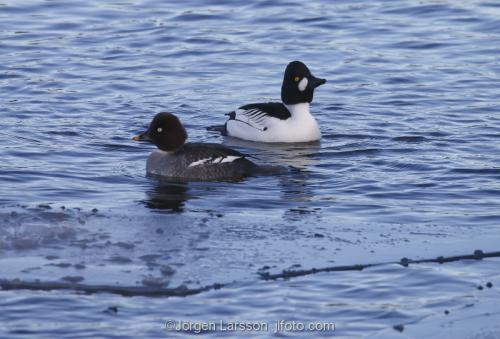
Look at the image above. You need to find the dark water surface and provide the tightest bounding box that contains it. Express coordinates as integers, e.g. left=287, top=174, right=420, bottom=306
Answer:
left=1, top=0, right=500, bottom=337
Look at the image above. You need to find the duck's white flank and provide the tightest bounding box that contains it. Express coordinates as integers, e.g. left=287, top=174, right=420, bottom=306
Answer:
left=226, top=102, right=321, bottom=143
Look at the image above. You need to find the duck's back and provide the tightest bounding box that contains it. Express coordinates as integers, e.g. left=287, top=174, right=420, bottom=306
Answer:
left=146, top=143, right=260, bottom=181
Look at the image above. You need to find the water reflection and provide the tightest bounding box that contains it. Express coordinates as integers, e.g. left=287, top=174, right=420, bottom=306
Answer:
left=224, top=139, right=323, bottom=222
left=143, top=181, right=190, bottom=213
left=223, top=137, right=321, bottom=170
left=281, top=168, right=322, bottom=222
left=195, top=138, right=323, bottom=221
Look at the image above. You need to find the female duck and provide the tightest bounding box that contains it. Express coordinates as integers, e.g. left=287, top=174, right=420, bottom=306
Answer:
left=133, top=113, right=274, bottom=181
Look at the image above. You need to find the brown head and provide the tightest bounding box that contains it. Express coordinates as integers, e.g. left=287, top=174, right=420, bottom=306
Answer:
left=132, top=112, right=187, bottom=152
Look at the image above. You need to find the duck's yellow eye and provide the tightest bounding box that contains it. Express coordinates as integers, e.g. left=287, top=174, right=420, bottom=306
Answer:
left=293, top=76, right=300, bottom=82
left=157, top=127, right=163, bottom=133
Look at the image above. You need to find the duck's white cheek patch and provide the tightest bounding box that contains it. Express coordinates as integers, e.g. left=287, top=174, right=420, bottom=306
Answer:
left=298, top=77, right=308, bottom=91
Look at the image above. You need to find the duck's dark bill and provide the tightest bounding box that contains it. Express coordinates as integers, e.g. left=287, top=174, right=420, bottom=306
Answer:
left=132, top=131, right=150, bottom=141
left=309, top=76, right=327, bottom=89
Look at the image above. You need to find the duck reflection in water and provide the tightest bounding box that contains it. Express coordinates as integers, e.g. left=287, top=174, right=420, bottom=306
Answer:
left=223, top=138, right=322, bottom=222
left=143, top=180, right=190, bottom=213
left=222, top=138, right=321, bottom=170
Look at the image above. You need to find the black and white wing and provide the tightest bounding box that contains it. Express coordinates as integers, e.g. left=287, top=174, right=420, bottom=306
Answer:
left=226, top=102, right=291, bottom=132
left=180, top=143, right=249, bottom=168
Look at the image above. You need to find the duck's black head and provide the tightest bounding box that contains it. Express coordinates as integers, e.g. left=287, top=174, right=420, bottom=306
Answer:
left=281, top=61, right=326, bottom=105
left=133, top=112, right=187, bottom=152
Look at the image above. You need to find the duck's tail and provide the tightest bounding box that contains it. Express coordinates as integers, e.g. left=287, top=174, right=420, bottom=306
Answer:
left=206, top=124, right=227, bottom=136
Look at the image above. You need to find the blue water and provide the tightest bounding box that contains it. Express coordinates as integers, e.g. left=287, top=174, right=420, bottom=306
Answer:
left=1, top=0, right=500, bottom=337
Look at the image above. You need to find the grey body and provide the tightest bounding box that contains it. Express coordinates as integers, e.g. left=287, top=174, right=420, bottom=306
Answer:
left=145, top=142, right=261, bottom=181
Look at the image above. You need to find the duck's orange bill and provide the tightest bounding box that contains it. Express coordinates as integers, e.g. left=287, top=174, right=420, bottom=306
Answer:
left=132, top=135, right=141, bottom=141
